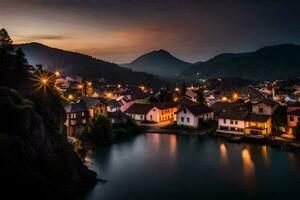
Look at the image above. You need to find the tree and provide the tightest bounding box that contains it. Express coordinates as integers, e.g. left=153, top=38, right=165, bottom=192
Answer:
left=89, top=115, right=114, bottom=143
left=196, top=89, right=205, bottom=105
left=14, top=48, right=30, bottom=89
left=0, top=28, right=14, bottom=88
left=181, top=82, right=187, bottom=96
left=0, top=28, right=14, bottom=53
left=295, top=122, right=300, bottom=139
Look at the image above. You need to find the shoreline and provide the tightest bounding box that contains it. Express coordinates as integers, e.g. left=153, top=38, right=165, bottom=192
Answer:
left=143, top=127, right=300, bottom=153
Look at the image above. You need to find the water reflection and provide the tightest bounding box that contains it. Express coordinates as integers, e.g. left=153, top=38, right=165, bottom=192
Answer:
left=147, top=133, right=177, bottom=158
left=241, top=149, right=256, bottom=191
left=261, top=145, right=269, bottom=165
left=219, top=143, right=228, bottom=167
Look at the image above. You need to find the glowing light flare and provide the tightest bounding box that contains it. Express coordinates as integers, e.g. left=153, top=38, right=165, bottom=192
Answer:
left=174, top=87, right=179, bottom=92
left=221, top=96, right=228, bottom=102
left=68, top=94, right=74, bottom=101
left=232, top=93, right=238, bottom=100
left=32, top=72, right=52, bottom=92
left=55, top=71, right=60, bottom=76
left=78, top=84, right=83, bottom=89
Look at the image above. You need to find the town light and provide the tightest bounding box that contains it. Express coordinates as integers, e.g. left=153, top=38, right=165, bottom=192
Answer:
left=87, top=82, right=92, bottom=86
left=78, top=84, right=83, bottom=89
left=221, top=96, right=228, bottom=102
left=106, top=92, right=112, bottom=98
left=42, top=78, right=48, bottom=84
left=173, top=97, right=178, bottom=102
left=68, top=94, right=74, bottom=101
left=117, top=84, right=121, bottom=88
left=55, top=71, right=60, bottom=76
left=233, top=93, right=238, bottom=100
left=140, top=85, right=145, bottom=91
left=175, top=87, right=179, bottom=92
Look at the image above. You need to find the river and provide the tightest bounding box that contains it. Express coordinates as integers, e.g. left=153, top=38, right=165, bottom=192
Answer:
left=84, top=133, right=300, bottom=200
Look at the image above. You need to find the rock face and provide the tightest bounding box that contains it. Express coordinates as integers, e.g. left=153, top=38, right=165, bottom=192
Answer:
left=0, top=88, right=96, bottom=199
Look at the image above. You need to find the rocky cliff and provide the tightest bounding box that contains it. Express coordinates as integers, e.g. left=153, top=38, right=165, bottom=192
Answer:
left=0, top=87, right=96, bottom=199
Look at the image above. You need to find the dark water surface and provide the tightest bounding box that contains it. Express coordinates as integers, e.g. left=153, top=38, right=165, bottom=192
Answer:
left=85, top=133, right=300, bottom=200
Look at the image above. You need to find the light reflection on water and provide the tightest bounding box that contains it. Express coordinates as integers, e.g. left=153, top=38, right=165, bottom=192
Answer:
left=85, top=134, right=300, bottom=200
left=219, top=143, right=228, bottom=167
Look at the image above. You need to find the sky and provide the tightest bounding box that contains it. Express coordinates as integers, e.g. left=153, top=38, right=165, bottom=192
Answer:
left=1, top=0, right=300, bottom=63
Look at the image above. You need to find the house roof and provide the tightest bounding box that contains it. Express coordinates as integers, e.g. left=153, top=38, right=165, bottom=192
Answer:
left=107, top=111, right=126, bottom=119
left=106, top=99, right=121, bottom=108
left=254, top=98, right=277, bottom=108
left=246, top=113, right=270, bottom=122
left=287, top=109, right=300, bottom=116
left=153, top=101, right=177, bottom=110
left=80, top=96, right=106, bottom=108
left=65, top=101, right=87, bottom=113
left=211, top=102, right=240, bottom=114
left=176, top=96, right=198, bottom=106
left=125, top=103, right=154, bottom=114
left=178, top=104, right=213, bottom=116
left=219, top=110, right=248, bottom=121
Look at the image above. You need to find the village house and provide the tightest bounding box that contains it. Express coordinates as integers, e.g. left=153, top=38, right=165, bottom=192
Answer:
left=125, top=102, right=178, bottom=124
left=217, top=110, right=248, bottom=135
left=65, top=101, right=89, bottom=136
left=176, top=104, right=214, bottom=128
left=286, top=104, right=300, bottom=136
left=106, top=99, right=121, bottom=112
left=216, top=98, right=277, bottom=136
left=80, top=96, right=107, bottom=117
left=185, top=90, right=198, bottom=102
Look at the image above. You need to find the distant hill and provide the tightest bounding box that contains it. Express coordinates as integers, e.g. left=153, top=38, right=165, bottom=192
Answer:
left=15, top=43, right=166, bottom=88
left=180, top=44, right=300, bottom=81
left=122, top=49, right=191, bottom=78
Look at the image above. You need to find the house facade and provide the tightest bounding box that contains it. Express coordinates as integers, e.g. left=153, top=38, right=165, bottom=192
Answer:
left=176, top=104, right=214, bottom=128
left=125, top=102, right=177, bottom=124
left=287, top=105, right=300, bottom=136
left=216, top=98, right=277, bottom=136
left=217, top=110, right=248, bottom=135
left=65, top=101, right=89, bottom=136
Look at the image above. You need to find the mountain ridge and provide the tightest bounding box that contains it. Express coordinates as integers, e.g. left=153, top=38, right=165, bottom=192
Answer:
left=180, top=44, right=300, bottom=81
left=15, top=42, right=167, bottom=88
left=122, top=49, right=191, bottom=78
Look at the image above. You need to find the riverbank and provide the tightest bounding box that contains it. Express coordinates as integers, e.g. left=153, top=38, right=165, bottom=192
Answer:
left=141, top=123, right=300, bottom=153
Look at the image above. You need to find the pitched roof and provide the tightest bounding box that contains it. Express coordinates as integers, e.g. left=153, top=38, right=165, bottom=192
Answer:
left=80, top=96, right=105, bottom=108
left=65, top=101, right=87, bottom=113
left=219, top=110, right=249, bottom=121
left=287, top=109, right=300, bottom=116
left=125, top=103, right=154, bottom=114
left=179, top=104, right=213, bottom=116
left=211, top=102, right=240, bottom=114
left=153, top=101, right=177, bottom=110
left=246, top=113, right=270, bottom=122
left=106, top=99, right=121, bottom=108
left=254, top=98, right=277, bottom=107
left=176, top=96, right=198, bottom=106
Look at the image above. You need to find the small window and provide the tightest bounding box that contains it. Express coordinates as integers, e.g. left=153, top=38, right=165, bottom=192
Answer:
left=187, top=117, right=190, bottom=123
left=223, top=119, right=226, bottom=124
left=183, top=109, right=187, bottom=114
left=230, top=120, right=233, bottom=125
left=259, top=108, right=263, bottom=113
left=82, top=112, right=85, bottom=116
left=290, top=116, right=294, bottom=122
left=140, top=115, right=143, bottom=120
left=181, top=117, right=184, bottom=122
left=235, top=121, right=238, bottom=125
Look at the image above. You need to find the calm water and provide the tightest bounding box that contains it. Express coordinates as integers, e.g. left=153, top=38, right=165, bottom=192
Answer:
left=85, top=133, right=300, bottom=200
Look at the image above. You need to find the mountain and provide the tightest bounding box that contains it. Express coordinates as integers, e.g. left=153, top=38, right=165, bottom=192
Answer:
left=180, top=44, right=300, bottom=81
left=15, top=43, right=166, bottom=88
left=122, top=49, right=191, bottom=78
